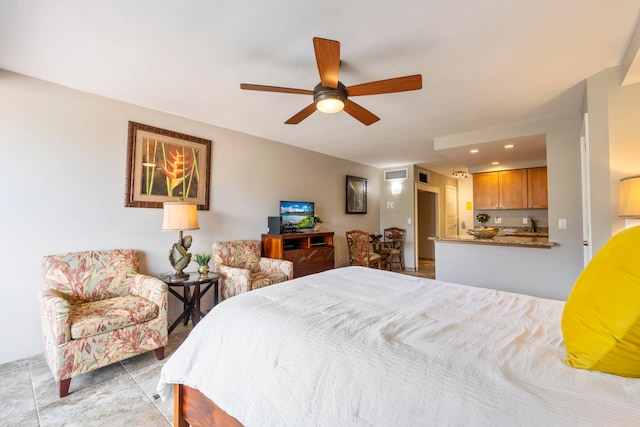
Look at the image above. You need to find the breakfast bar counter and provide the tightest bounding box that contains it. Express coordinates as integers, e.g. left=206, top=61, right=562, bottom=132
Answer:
left=430, top=232, right=564, bottom=298
left=429, top=234, right=557, bottom=249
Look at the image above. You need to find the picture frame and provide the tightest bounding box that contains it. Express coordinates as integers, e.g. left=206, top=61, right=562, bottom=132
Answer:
left=125, top=121, right=212, bottom=210
left=346, top=175, right=367, bottom=214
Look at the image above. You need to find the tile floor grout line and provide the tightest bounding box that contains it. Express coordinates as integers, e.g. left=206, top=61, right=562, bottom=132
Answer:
left=127, top=365, right=172, bottom=426
left=28, top=364, right=42, bottom=427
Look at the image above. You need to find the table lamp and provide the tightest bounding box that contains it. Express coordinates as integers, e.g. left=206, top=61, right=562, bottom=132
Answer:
left=162, top=201, right=200, bottom=279
left=619, top=176, right=640, bottom=229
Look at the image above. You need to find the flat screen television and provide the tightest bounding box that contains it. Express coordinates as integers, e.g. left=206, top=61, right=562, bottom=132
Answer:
left=280, top=201, right=315, bottom=232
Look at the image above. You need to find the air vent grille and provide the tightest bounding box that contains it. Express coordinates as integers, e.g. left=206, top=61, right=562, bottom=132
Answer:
left=418, top=169, right=430, bottom=184
left=384, top=168, right=408, bottom=181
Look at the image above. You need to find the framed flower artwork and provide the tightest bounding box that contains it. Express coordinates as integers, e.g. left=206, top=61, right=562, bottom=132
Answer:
left=125, top=121, right=211, bottom=210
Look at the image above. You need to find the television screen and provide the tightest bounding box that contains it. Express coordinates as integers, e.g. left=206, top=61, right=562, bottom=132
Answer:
left=280, top=201, right=315, bottom=231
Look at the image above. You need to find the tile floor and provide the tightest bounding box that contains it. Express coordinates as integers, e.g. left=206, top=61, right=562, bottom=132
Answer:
left=400, top=259, right=435, bottom=279
left=1, top=323, right=192, bottom=427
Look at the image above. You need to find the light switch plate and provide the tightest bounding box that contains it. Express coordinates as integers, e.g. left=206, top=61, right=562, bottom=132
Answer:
left=495, top=217, right=502, bottom=224
left=559, top=218, right=567, bottom=229
left=387, top=202, right=394, bottom=209
left=523, top=217, right=528, bottom=224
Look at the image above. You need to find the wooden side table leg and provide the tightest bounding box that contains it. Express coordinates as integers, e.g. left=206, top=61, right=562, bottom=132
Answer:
left=182, top=287, right=191, bottom=326
left=192, top=284, right=201, bottom=326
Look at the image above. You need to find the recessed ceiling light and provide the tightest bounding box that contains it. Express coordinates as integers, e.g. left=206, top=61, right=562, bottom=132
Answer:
left=470, top=149, right=479, bottom=153
left=504, top=144, right=514, bottom=149
left=491, top=161, right=500, bottom=165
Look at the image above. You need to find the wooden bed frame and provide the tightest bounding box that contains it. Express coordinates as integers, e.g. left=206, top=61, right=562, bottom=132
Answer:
left=174, top=384, right=243, bottom=427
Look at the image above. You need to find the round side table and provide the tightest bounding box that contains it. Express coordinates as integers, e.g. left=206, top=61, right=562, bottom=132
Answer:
left=160, top=272, right=220, bottom=334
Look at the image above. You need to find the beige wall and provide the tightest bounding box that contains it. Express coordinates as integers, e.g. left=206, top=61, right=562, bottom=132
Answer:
left=379, top=166, right=457, bottom=269
left=417, top=190, right=437, bottom=259
left=457, top=177, right=474, bottom=231
left=608, top=76, right=640, bottom=232
left=0, top=70, right=380, bottom=363
left=585, top=67, right=640, bottom=249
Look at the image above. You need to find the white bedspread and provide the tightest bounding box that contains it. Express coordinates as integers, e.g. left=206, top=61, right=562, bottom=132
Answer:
left=157, top=266, right=640, bottom=426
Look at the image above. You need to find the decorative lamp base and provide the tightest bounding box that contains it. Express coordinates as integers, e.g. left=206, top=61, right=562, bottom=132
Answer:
left=167, top=270, right=189, bottom=281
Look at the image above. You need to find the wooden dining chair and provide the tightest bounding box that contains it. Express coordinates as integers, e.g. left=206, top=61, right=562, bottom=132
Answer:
left=379, top=227, right=406, bottom=271
left=345, top=230, right=382, bottom=269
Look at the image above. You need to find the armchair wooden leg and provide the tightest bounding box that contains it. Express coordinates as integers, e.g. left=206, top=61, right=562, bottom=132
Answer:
left=155, top=346, right=165, bottom=360
left=59, top=378, right=71, bottom=398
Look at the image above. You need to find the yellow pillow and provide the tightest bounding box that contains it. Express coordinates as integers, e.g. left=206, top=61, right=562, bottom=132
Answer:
left=562, top=225, right=640, bottom=377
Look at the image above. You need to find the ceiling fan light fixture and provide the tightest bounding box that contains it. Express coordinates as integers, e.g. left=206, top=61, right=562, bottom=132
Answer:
left=314, top=85, right=346, bottom=113
left=316, top=96, right=344, bottom=113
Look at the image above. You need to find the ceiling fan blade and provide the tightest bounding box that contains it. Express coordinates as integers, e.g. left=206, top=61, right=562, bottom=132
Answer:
left=346, top=74, right=423, bottom=97
left=313, top=37, right=340, bottom=88
left=285, top=103, right=317, bottom=125
left=240, top=83, right=314, bottom=95
left=343, top=100, right=380, bottom=126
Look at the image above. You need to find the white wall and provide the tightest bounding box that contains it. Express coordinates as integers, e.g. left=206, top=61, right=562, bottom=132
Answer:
left=435, top=242, right=567, bottom=300
left=584, top=67, right=640, bottom=248
left=433, top=114, right=585, bottom=300
left=379, top=166, right=415, bottom=269
left=0, top=70, right=381, bottom=363
left=457, top=177, right=474, bottom=231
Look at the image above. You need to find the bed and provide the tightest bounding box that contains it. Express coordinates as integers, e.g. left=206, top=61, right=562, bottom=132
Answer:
left=157, top=266, right=640, bottom=426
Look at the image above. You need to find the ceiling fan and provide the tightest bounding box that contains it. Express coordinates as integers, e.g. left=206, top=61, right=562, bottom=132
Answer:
left=240, top=37, right=423, bottom=126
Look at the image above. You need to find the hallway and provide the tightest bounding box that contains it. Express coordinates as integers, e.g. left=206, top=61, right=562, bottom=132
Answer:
left=400, top=259, right=435, bottom=279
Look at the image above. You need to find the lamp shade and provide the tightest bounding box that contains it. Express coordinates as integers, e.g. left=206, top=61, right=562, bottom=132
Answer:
left=162, top=202, right=200, bottom=230
left=619, top=176, right=640, bottom=218
left=316, top=97, right=344, bottom=113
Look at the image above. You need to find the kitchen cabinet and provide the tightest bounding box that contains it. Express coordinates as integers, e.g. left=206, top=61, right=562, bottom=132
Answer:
left=472, top=172, right=499, bottom=210
left=527, top=167, right=548, bottom=208
left=473, top=169, right=527, bottom=209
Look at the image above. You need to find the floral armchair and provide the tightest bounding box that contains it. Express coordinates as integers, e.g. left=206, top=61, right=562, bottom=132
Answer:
left=212, top=240, right=294, bottom=301
left=39, top=249, right=168, bottom=398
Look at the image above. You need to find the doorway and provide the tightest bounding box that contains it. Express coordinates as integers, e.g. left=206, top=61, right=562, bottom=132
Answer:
left=580, top=112, right=593, bottom=266
left=415, top=183, right=439, bottom=276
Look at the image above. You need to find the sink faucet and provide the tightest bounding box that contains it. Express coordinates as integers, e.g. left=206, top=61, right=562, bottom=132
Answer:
left=527, top=217, right=536, bottom=233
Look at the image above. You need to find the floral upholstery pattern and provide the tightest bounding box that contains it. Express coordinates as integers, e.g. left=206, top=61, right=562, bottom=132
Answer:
left=39, top=249, right=168, bottom=396
left=212, top=240, right=293, bottom=301
left=69, top=295, right=159, bottom=339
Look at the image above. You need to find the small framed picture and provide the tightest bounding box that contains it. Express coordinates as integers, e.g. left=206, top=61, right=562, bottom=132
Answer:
left=346, top=175, right=367, bottom=214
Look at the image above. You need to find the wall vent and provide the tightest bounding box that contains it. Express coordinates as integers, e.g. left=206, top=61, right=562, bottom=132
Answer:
left=384, top=168, right=408, bottom=181
left=418, top=169, right=430, bottom=184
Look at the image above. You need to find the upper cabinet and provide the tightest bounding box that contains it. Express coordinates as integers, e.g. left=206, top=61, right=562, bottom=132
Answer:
left=473, top=171, right=500, bottom=210
left=527, top=167, right=548, bottom=209
left=473, top=167, right=547, bottom=210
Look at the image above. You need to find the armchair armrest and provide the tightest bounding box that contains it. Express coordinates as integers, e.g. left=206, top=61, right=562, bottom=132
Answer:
left=39, top=288, right=72, bottom=346
left=260, top=257, right=294, bottom=279
left=218, top=265, right=252, bottom=299
left=130, top=274, right=168, bottom=320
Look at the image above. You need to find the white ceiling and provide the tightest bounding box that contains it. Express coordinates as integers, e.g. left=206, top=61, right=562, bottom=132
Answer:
left=1, top=1, right=639, bottom=174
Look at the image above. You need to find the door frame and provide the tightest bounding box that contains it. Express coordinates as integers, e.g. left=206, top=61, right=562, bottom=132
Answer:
left=414, top=183, right=440, bottom=270
left=580, top=112, right=593, bottom=266
left=445, top=185, right=458, bottom=236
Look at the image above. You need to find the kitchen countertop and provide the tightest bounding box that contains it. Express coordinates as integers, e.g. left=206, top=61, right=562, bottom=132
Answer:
left=429, top=234, right=557, bottom=249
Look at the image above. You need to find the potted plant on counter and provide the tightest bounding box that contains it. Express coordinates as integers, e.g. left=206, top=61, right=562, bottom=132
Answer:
left=313, top=216, right=323, bottom=232
left=476, top=212, right=490, bottom=228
